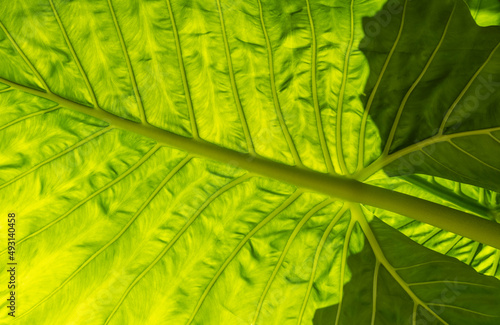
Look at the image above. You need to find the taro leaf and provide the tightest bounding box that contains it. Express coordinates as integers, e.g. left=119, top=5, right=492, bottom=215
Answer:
left=354, top=0, right=500, bottom=195
left=0, top=0, right=499, bottom=324
left=465, top=0, right=500, bottom=26
left=313, top=207, right=500, bottom=325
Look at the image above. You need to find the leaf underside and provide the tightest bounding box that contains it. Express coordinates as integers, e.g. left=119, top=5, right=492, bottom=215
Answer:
left=0, top=0, right=499, bottom=324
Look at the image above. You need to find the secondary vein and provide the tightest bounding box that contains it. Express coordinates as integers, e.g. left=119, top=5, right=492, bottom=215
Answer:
left=256, top=0, right=303, bottom=168
left=251, top=198, right=335, bottom=324
left=48, top=0, right=98, bottom=107
left=352, top=203, right=450, bottom=325
left=356, top=0, right=407, bottom=172
left=305, top=0, right=334, bottom=175
left=216, top=0, right=255, bottom=155
left=0, top=105, right=60, bottom=132
left=0, top=126, right=112, bottom=192
left=15, top=154, right=191, bottom=320
left=165, top=0, right=199, bottom=139
left=335, top=0, right=355, bottom=175
left=187, top=190, right=303, bottom=325
left=107, top=0, right=147, bottom=124
left=298, top=205, right=348, bottom=325
left=103, top=174, right=253, bottom=325
left=1, top=142, right=158, bottom=253
left=0, top=20, right=49, bottom=91
left=383, top=3, right=455, bottom=156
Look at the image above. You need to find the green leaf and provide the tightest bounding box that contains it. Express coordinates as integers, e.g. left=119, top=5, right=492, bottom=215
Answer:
left=354, top=0, right=500, bottom=194
left=0, top=0, right=499, bottom=324
left=367, top=174, right=500, bottom=279
left=314, top=208, right=500, bottom=325
left=465, top=0, right=500, bottom=26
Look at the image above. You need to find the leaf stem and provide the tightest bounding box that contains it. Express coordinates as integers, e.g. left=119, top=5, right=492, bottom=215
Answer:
left=3, top=77, right=500, bottom=250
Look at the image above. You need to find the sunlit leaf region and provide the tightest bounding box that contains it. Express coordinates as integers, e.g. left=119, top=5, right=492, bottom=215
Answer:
left=0, top=0, right=499, bottom=324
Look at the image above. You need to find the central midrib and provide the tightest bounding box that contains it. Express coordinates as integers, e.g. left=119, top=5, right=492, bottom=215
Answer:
left=3, top=77, right=500, bottom=250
